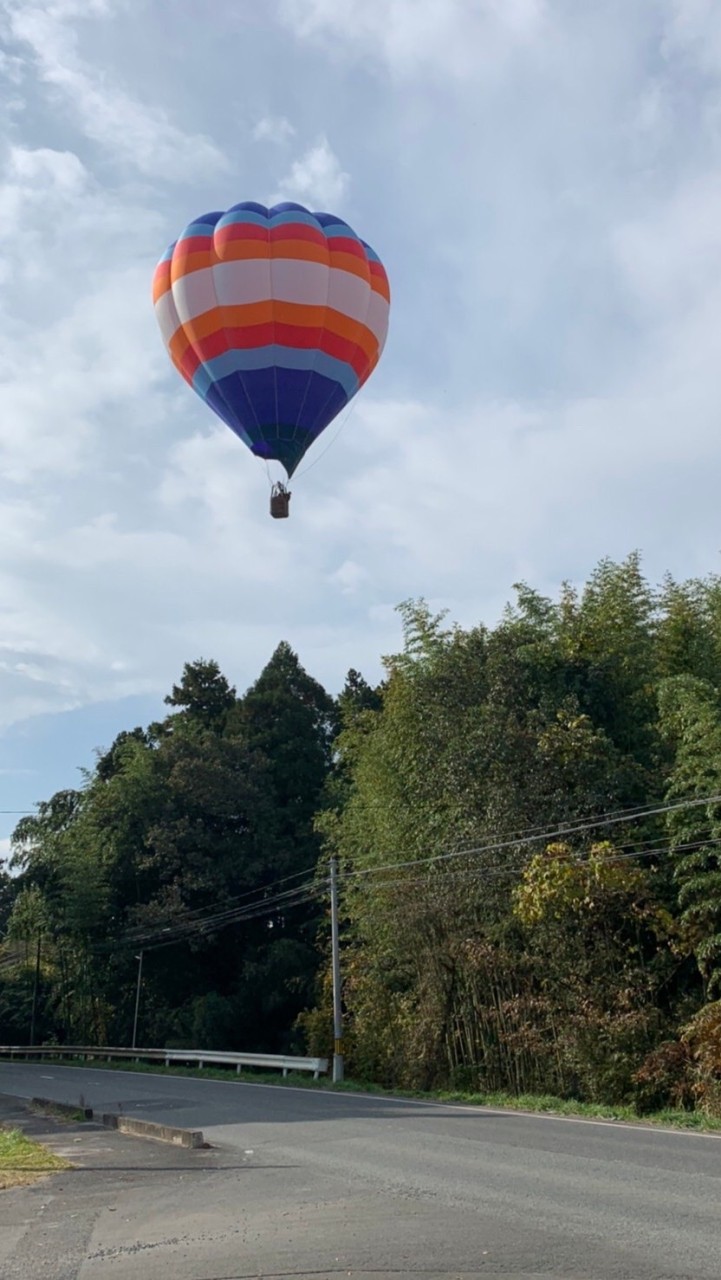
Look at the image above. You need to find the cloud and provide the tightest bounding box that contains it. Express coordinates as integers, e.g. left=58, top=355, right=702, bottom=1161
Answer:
left=0, top=148, right=165, bottom=484
left=3, top=0, right=227, bottom=179
left=0, top=43, right=24, bottom=83
left=663, top=0, right=721, bottom=73
left=278, top=0, right=547, bottom=78
left=254, top=114, right=296, bottom=145
left=331, top=560, right=371, bottom=596
left=272, top=136, right=349, bottom=208
left=612, top=172, right=721, bottom=329
left=1, top=0, right=721, bottom=773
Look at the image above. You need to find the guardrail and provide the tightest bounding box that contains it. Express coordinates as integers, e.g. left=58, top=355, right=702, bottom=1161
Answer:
left=0, top=1044, right=328, bottom=1080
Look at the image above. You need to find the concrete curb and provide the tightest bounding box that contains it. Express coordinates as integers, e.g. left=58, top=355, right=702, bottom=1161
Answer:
left=100, top=1112, right=205, bottom=1149
left=31, top=1096, right=93, bottom=1121
left=28, top=1096, right=205, bottom=1148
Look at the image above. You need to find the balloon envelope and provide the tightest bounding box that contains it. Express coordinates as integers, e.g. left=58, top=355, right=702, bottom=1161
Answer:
left=153, top=201, right=390, bottom=478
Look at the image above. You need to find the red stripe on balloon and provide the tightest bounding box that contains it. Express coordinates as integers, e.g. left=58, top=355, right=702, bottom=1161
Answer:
left=325, top=235, right=366, bottom=260
left=184, top=321, right=373, bottom=381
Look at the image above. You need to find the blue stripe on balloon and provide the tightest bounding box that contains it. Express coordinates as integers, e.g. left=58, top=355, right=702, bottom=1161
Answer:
left=216, top=209, right=270, bottom=229
left=247, top=369, right=348, bottom=437
left=192, top=346, right=359, bottom=400
left=202, top=384, right=254, bottom=449
left=268, top=210, right=323, bottom=229
left=217, top=208, right=323, bottom=232
left=229, top=201, right=268, bottom=216
left=325, top=226, right=361, bottom=242
left=201, top=368, right=352, bottom=474
left=177, top=214, right=223, bottom=240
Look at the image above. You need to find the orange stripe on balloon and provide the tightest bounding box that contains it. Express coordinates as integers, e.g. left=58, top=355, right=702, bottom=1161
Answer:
left=326, top=250, right=370, bottom=281
left=368, top=261, right=391, bottom=301
left=152, top=261, right=172, bottom=303
left=171, top=249, right=217, bottom=279
left=183, top=301, right=375, bottom=352
left=169, top=302, right=379, bottom=366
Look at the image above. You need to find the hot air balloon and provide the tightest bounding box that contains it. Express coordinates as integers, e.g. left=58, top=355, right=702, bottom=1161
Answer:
left=152, top=201, right=390, bottom=518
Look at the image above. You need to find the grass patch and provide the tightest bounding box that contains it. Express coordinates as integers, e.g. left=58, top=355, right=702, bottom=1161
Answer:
left=0, top=1127, right=69, bottom=1190
left=29, top=1100, right=89, bottom=1124
left=16, top=1054, right=721, bottom=1135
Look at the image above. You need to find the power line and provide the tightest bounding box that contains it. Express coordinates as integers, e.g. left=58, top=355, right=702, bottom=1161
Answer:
left=4, top=837, right=705, bottom=973
left=5, top=792, right=720, bottom=966
left=339, top=793, right=721, bottom=882
left=57, top=832, right=721, bottom=954
left=338, top=837, right=721, bottom=899
left=3, top=835, right=719, bottom=975
left=96, top=878, right=326, bottom=956
left=113, top=864, right=321, bottom=941
left=115, top=873, right=322, bottom=941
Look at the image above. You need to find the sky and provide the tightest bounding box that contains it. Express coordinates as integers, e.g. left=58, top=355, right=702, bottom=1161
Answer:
left=1, top=0, right=721, bottom=860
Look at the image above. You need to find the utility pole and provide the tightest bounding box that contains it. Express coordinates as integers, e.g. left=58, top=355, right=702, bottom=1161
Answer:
left=329, top=857, right=344, bottom=1083
left=131, top=950, right=144, bottom=1050
left=29, top=934, right=42, bottom=1048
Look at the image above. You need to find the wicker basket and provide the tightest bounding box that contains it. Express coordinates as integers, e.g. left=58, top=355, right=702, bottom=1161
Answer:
left=270, top=487, right=291, bottom=518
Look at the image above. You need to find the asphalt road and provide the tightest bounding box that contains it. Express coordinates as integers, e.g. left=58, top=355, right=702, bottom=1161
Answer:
left=1, top=1062, right=720, bottom=1279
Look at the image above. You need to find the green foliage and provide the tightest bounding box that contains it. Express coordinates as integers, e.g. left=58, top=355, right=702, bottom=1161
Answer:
left=658, top=675, right=721, bottom=997
left=0, top=646, right=334, bottom=1052
left=5, top=554, right=721, bottom=1121
left=317, top=557, right=721, bottom=1107
left=164, top=657, right=236, bottom=725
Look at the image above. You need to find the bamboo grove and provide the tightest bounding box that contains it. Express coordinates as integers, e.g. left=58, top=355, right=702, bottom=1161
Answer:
left=2, top=555, right=721, bottom=1117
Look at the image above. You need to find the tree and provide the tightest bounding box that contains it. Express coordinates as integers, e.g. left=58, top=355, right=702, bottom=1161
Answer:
left=659, top=675, right=721, bottom=999
left=337, top=669, right=383, bottom=724
left=315, top=562, right=713, bottom=1096
left=240, top=641, right=334, bottom=872
left=9, top=555, right=721, bottom=1113
left=165, top=658, right=237, bottom=727
left=0, top=865, right=14, bottom=936
left=2, top=650, right=333, bottom=1052
left=513, top=842, right=675, bottom=1100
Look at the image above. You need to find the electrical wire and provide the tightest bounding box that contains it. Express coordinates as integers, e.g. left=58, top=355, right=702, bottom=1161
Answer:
left=95, top=879, right=327, bottom=956
left=112, top=864, right=320, bottom=940
left=338, top=793, right=721, bottom=882
left=3, top=834, right=719, bottom=974
left=4, top=793, right=720, bottom=967
left=337, top=837, right=721, bottom=899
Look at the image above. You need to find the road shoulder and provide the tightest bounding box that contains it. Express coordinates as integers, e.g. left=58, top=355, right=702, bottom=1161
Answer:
left=0, top=1094, right=222, bottom=1280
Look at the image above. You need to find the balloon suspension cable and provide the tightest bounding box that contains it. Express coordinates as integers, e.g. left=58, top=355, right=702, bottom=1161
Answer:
left=293, top=403, right=357, bottom=482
